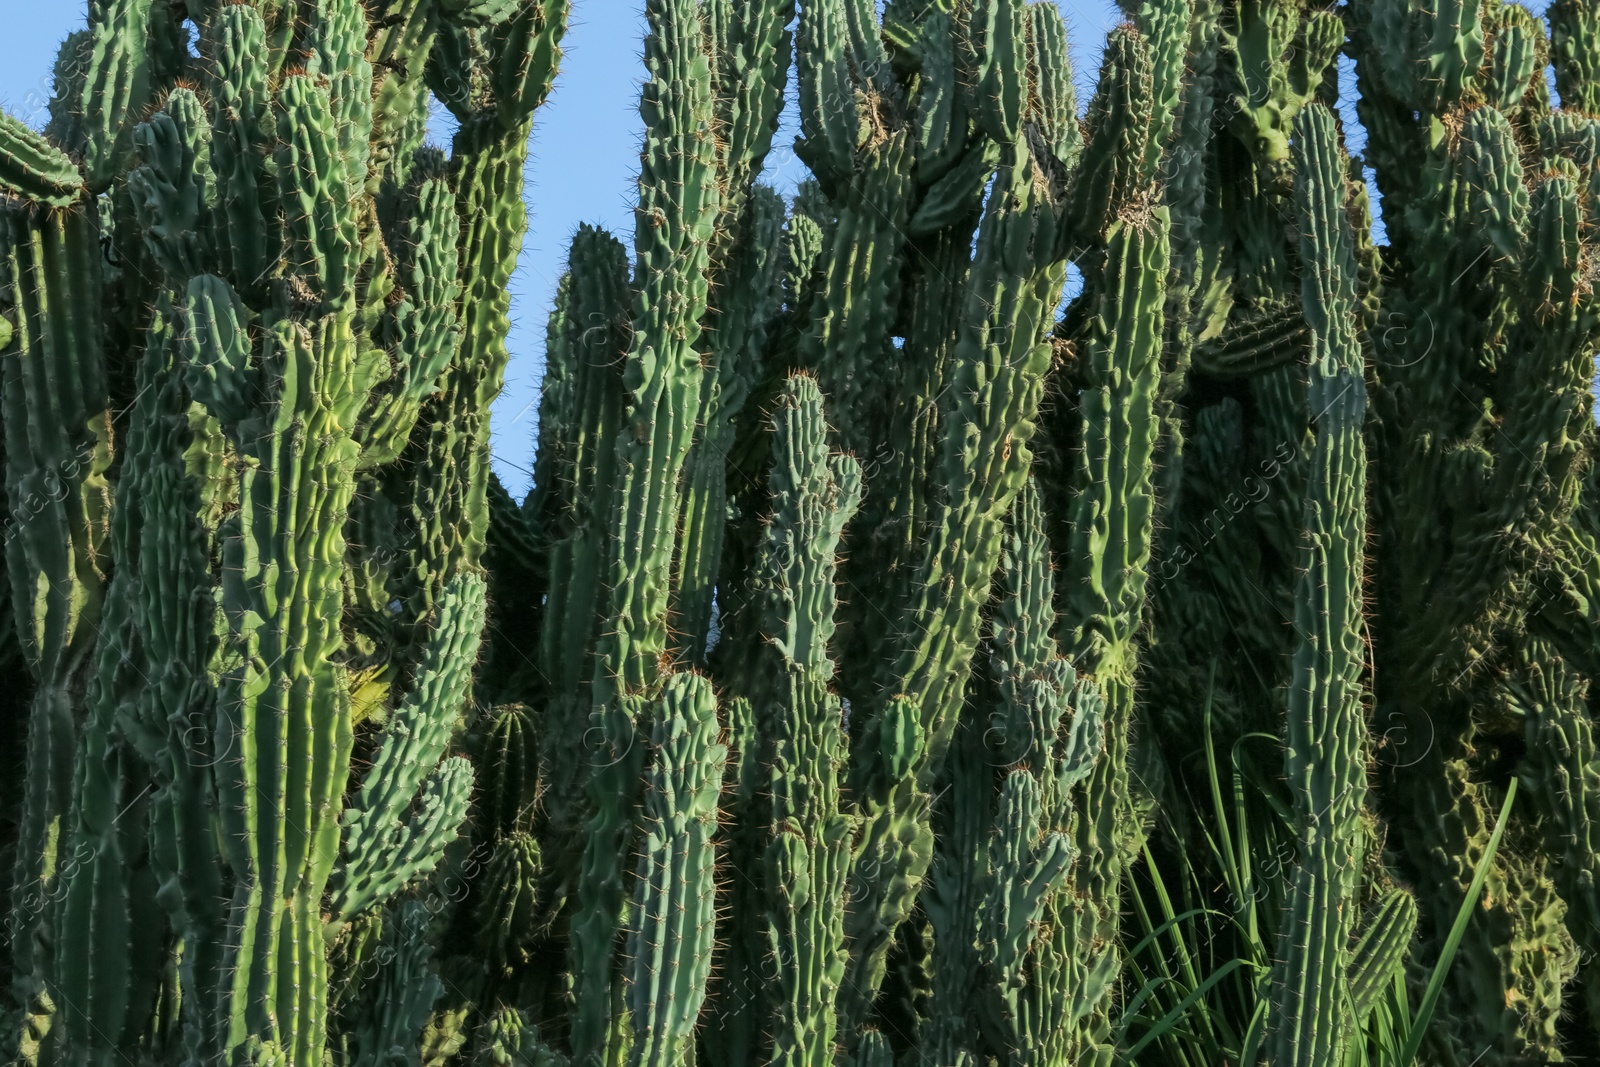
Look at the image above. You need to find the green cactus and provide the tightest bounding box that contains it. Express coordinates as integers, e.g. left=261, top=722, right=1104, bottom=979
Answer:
left=1347, top=888, right=1419, bottom=1026
left=565, top=0, right=720, bottom=1059
left=344, top=902, right=446, bottom=1067
left=2, top=201, right=113, bottom=1060
left=751, top=376, right=861, bottom=1067
left=11, top=1, right=1600, bottom=1064
left=1, top=2, right=569, bottom=1064
left=623, top=673, right=726, bottom=1067
left=1052, top=198, right=1172, bottom=1062
left=1263, top=102, right=1372, bottom=1067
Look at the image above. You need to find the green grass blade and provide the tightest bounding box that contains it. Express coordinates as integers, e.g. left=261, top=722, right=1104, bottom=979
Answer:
left=1396, top=778, right=1518, bottom=1067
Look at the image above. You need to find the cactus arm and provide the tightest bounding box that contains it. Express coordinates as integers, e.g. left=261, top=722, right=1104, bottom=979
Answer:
left=1065, top=25, right=1155, bottom=248
left=569, top=2, right=720, bottom=1061
left=1263, top=102, right=1372, bottom=1067
left=356, top=171, right=463, bottom=468
left=795, top=0, right=866, bottom=196
left=960, top=0, right=1027, bottom=144
left=330, top=575, right=487, bottom=925
left=1024, top=3, right=1080, bottom=167
left=671, top=187, right=787, bottom=660
left=1514, top=636, right=1600, bottom=990
left=535, top=226, right=631, bottom=699
left=207, top=313, right=365, bottom=1067
left=129, top=87, right=219, bottom=289
left=345, top=902, right=447, bottom=1067
left=1218, top=0, right=1338, bottom=167
left=879, top=140, right=1068, bottom=775
left=1052, top=190, right=1170, bottom=1050
left=624, top=673, right=727, bottom=1067
left=754, top=376, right=862, bottom=1067
left=976, top=772, right=1073, bottom=1048
left=705, top=0, right=796, bottom=234
left=474, top=830, right=544, bottom=975
left=49, top=676, right=146, bottom=1065
left=402, top=127, right=526, bottom=616
left=79, top=0, right=156, bottom=191
left=944, top=478, right=1105, bottom=1066
left=1550, top=0, right=1600, bottom=112
left=798, top=134, right=914, bottom=462
left=698, top=695, right=767, bottom=1067
left=200, top=5, right=279, bottom=307
left=365, top=0, right=444, bottom=197
left=0, top=114, right=84, bottom=210
left=919, top=717, right=989, bottom=1065
left=1345, top=888, right=1418, bottom=1026
left=407, top=1, right=569, bottom=602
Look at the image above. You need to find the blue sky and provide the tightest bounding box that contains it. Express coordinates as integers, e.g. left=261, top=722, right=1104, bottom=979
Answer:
left=0, top=3, right=1123, bottom=497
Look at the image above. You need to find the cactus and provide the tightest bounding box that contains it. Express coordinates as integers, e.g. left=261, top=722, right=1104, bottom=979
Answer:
left=1, top=1, right=568, bottom=1064
left=11, top=1, right=1600, bottom=1064
left=1347, top=888, right=1419, bottom=1026
left=750, top=376, right=861, bottom=1067
left=1263, top=102, right=1372, bottom=1067
left=2, top=200, right=113, bottom=1061
left=564, top=0, right=720, bottom=1059
left=623, top=673, right=726, bottom=1067
left=1348, top=0, right=1600, bottom=1055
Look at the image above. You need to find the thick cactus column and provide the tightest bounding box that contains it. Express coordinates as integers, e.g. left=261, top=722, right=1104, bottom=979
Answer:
left=0, top=199, right=112, bottom=1059
left=1345, top=0, right=1600, bottom=1053
left=1264, top=103, right=1371, bottom=1067
left=568, top=1, right=720, bottom=1061
left=533, top=226, right=636, bottom=702
left=670, top=0, right=796, bottom=660
left=623, top=673, right=726, bottom=1067
left=840, top=136, right=1070, bottom=1036
left=397, top=0, right=567, bottom=649
left=958, top=479, right=1104, bottom=1067
left=752, top=376, right=862, bottom=1067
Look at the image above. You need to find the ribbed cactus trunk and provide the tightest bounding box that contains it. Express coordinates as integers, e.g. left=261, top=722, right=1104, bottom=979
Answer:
left=565, top=3, right=722, bottom=1063
left=1348, top=0, right=1600, bottom=1056
left=1264, top=103, right=1371, bottom=1067
left=751, top=376, right=861, bottom=1067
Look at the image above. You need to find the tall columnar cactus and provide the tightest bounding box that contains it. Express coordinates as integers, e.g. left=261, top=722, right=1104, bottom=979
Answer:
left=1, top=185, right=112, bottom=1063
left=1263, top=103, right=1373, bottom=1067
left=565, top=1, right=721, bottom=1061
left=1347, top=0, right=1600, bottom=1056
left=941, top=479, right=1105, bottom=1067
left=515, top=3, right=1188, bottom=1061
left=750, top=375, right=861, bottom=1067
left=670, top=0, right=796, bottom=661
left=0, top=2, right=569, bottom=1064
left=623, top=673, right=726, bottom=1067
